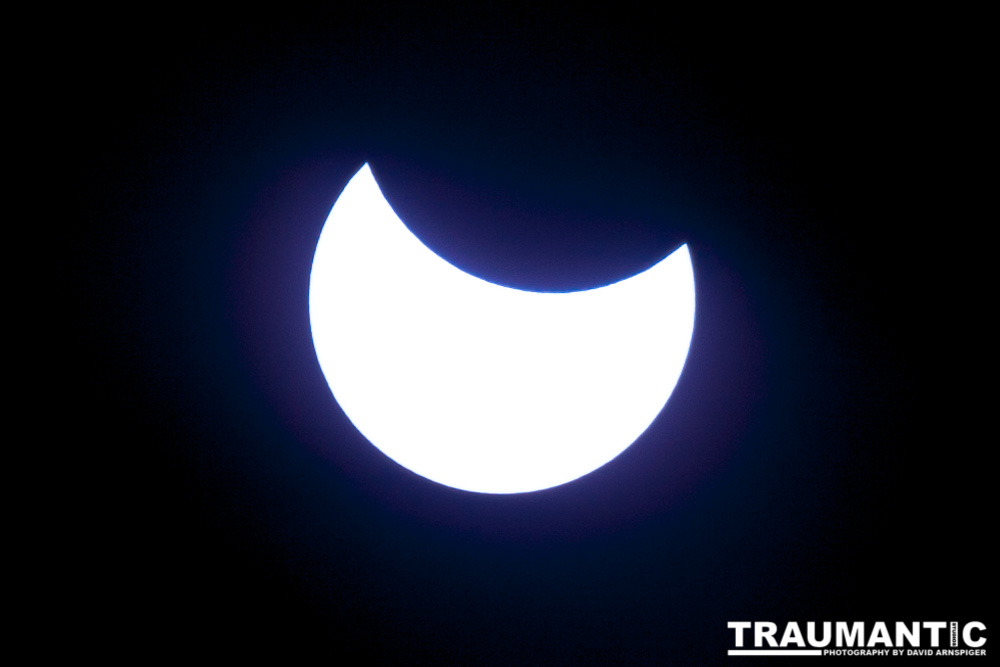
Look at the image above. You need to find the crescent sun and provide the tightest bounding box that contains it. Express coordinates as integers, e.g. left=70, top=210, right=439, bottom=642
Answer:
left=309, top=164, right=696, bottom=494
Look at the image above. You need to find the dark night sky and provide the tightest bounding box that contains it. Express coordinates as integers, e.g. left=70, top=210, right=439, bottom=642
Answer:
left=69, top=9, right=989, bottom=663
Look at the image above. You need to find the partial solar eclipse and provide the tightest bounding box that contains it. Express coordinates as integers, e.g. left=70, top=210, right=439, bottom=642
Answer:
left=309, top=164, right=695, bottom=493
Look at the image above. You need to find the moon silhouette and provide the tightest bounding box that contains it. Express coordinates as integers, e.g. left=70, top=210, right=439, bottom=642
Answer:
left=309, top=164, right=695, bottom=494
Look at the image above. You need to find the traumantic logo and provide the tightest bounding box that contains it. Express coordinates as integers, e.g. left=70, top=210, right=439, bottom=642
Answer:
left=727, top=622, right=987, bottom=657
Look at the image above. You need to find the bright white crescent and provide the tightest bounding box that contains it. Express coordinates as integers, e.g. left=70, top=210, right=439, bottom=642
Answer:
left=309, top=164, right=695, bottom=494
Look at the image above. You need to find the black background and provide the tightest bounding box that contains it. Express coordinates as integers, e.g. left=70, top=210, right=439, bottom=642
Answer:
left=71, top=8, right=989, bottom=663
